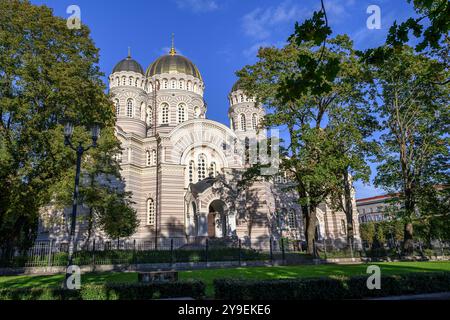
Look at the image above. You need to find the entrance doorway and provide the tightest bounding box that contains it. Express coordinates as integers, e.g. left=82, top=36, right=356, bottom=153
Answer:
left=208, top=200, right=227, bottom=238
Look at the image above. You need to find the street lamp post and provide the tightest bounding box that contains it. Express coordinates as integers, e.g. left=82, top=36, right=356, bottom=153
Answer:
left=63, top=122, right=100, bottom=289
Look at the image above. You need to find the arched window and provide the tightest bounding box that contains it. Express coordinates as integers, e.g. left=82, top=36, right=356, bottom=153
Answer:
left=122, top=76, right=126, bottom=86
left=146, top=151, right=151, bottom=166
left=187, top=81, right=191, bottom=91
left=189, top=160, right=195, bottom=184
left=171, top=79, right=176, bottom=89
left=146, top=107, right=153, bottom=127
left=135, top=78, right=139, bottom=87
left=179, top=79, right=184, bottom=89
left=116, top=77, right=120, bottom=86
left=162, top=79, right=168, bottom=89
left=288, top=210, right=297, bottom=229
left=197, top=154, right=206, bottom=181
left=252, top=114, right=258, bottom=130
left=193, top=83, right=197, bottom=93
left=194, top=106, right=200, bottom=119
left=115, top=99, right=120, bottom=116
left=209, top=162, right=216, bottom=178
left=239, top=94, right=243, bottom=103
left=240, top=114, right=246, bottom=131
left=129, top=76, right=133, bottom=86
left=177, top=104, right=186, bottom=123
left=126, top=99, right=133, bottom=118
left=140, top=102, right=145, bottom=120
left=161, top=103, right=169, bottom=124
left=151, top=149, right=157, bottom=165
left=147, top=199, right=155, bottom=226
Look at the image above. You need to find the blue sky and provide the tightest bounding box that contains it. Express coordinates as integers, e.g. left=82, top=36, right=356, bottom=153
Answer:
left=31, top=0, right=418, bottom=198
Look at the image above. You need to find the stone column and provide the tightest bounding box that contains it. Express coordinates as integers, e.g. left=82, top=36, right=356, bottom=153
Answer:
left=197, top=212, right=208, bottom=237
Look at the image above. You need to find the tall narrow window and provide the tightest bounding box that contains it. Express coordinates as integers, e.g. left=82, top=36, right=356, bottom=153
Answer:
left=147, top=199, right=155, bottom=226
left=189, top=160, right=195, bottom=184
left=115, top=99, right=120, bottom=116
left=252, top=114, right=258, bottom=130
left=177, top=104, right=186, bottom=123
left=146, top=107, right=153, bottom=127
left=122, top=76, right=126, bottom=86
left=135, top=78, right=139, bottom=87
left=197, top=154, right=206, bottom=181
left=146, top=151, right=151, bottom=166
left=129, top=77, right=133, bottom=86
left=288, top=210, right=297, bottom=229
left=116, top=77, right=120, bottom=86
left=161, top=103, right=169, bottom=124
left=171, top=79, right=176, bottom=89
left=126, top=99, right=133, bottom=118
left=179, top=80, right=184, bottom=89
left=163, top=79, right=168, bottom=89
left=151, top=149, right=157, bottom=165
left=240, top=114, right=246, bottom=131
left=209, top=162, right=216, bottom=178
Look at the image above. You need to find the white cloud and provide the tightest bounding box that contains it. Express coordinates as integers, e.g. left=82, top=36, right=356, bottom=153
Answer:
left=242, top=1, right=308, bottom=40
left=175, top=0, right=219, bottom=13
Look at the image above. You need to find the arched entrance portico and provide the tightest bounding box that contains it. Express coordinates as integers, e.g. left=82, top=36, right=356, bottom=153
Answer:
left=208, top=199, right=227, bottom=238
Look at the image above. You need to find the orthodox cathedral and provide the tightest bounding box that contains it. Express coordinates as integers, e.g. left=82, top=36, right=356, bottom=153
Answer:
left=38, top=40, right=360, bottom=250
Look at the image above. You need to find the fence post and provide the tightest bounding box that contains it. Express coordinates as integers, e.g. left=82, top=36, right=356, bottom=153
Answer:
left=170, top=238, right=174, bottom=267
left=269, top=237, right=273, bottom=264
left=92, top=239, right=96, bottom=266
left=47, top=240, right=53, bottom=267
left=205, top=238, right=209, bottom=266
left=133, top=239, right=137, bottom=265
left=281, top=238, right=285, bottom=263
left=238, top=239, right=242, bottom=266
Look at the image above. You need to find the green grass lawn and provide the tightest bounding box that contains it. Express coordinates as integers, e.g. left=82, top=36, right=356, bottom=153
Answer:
left=1, top=261, right=450, bottom=298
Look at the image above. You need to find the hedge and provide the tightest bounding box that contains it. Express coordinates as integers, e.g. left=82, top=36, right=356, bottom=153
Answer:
left=0, top=280, right=205, bottom=300
left=214, top=272, right=450, bottom=300
left=1, top=248, right=269, bottom=268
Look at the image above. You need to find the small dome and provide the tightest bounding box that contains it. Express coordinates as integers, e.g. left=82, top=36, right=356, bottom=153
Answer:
left=146, top=54, right=202, bottom=80
left=113, top=56, right=144, bottom=74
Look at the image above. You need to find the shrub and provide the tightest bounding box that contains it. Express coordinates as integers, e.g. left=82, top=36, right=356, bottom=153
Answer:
left=0, top=280, right=205, bottom=300
left=214, top=272, right=450, bottom=300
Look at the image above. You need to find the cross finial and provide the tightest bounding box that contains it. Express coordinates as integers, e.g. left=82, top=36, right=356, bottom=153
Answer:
left=127, top=47, right=131, bottom=58
left=169, top=33, right=176, bottom=56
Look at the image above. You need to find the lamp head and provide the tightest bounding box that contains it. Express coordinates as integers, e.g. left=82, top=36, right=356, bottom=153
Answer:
left=64, top=122, right=74, bottom=143
left=91, top=124, right=100, bottom=146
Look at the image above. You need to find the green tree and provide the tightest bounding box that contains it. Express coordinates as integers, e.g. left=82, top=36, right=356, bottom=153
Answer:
left=370, top=45, right=449, bottom=253
left=237, top=6, right=374, bottom=255
left=387, top=0, right=449, bottom=52
left=0, top=0, right=136, bottom=255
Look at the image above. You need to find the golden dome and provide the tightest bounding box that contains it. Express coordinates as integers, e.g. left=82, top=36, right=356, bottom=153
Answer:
left=146, top=54, right=202, bottom=80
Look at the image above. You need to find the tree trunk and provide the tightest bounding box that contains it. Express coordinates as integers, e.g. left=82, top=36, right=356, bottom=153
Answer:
left=304, top=206, right=317, bottom=256
left=343, top=170, right=355, bottom=256
left=402, top=187, right=415, bottom=255
left=403, top=222, right=414, bottom=255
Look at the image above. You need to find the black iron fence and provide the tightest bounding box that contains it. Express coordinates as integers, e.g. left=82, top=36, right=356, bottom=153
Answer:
left=315, top=238, right=450, bottom=260
left=0, top=237, right=300, bottom=268
left=1, top=237, right=448, bottom=268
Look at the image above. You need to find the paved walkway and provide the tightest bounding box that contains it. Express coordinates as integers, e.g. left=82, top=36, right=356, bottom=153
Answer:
left=370, top=292, right=450, bottom=300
